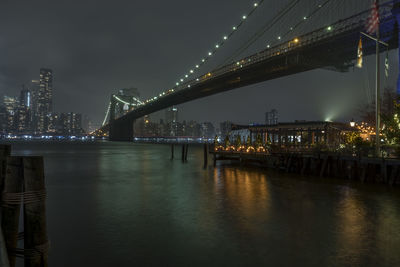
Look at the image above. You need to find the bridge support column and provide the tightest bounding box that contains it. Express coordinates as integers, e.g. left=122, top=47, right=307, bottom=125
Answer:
left=393, top=1, right=400, bottom=95
left=109, top=117, right=135, bottom=142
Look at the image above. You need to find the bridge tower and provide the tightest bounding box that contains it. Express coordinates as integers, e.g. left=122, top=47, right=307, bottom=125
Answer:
left=109, top=94, right=135, bottom=141
left=393, top=0, right=400, bottom=95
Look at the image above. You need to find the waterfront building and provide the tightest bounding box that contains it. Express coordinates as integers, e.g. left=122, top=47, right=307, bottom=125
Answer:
left=230, top=121, right=356, bottom=149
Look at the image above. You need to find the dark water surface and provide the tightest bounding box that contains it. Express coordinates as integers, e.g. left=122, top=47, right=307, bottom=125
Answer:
left=7, top=141, right=400, bottom=266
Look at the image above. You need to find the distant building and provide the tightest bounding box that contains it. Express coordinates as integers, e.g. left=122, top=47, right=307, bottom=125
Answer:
left=165, top=106, right=178, bottom=124
left=82, top=115, right=90, bottom=133
left=220, top=121, right=233, bottom=139
left=201, top=122, right=215, bottom=139
left=37, top=68, right=53, bottom=133
left=0, top=106, right=8, bottom=134
left=15, top=87, right=32, bottom=133
left=3, top=95, right=18, bottom=132
left=29, top=79, right=40, bottom=131
left=265, top=109, right=278, bottom=125
left=165, top=106, right=178, bottom=136
left=46, top=112, right=83, bottom=135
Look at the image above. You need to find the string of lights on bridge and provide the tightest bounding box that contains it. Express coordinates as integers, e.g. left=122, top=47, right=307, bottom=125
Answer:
left=139, top=0, right=335, bottom=104
left=102, top=0, right=340, bottom=126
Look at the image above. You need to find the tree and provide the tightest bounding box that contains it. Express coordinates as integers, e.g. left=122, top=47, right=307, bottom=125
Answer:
left=359, top=87, right=398, bottom=125
left=246, top=136, right=251, bottom=146
left=382, top=101, right=400, bottom=145
left=235, top=135, right=241, bottom=147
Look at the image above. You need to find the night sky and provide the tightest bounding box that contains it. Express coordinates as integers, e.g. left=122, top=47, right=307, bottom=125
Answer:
left=0, top=0, right=398, bottom=127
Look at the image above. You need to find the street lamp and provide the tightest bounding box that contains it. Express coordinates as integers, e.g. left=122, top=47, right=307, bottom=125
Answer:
left=350, top=119, right=355, bottom=128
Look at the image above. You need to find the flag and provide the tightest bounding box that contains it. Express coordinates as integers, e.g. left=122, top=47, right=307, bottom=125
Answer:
left=357, top=37, right=363, bottom=68
left=366, top=1, right=379, bottom=34
left=385, top=51, right=389, bottom=77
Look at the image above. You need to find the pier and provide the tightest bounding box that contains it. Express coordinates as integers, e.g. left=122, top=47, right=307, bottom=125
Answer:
left=211, top=149, right=400, bottom=185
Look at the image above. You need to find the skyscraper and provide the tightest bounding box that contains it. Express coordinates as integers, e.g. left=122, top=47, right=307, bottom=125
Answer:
left=37, top=68, right=53, bottom=133
left=165, top=106, right=178, bottom=136
left=3, top=95, right=18, bottom=132
left=15, top=87, right=31, bottom=133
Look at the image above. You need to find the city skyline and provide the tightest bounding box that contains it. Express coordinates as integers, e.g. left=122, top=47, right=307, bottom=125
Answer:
left=1, top=0, right=398, bottom=127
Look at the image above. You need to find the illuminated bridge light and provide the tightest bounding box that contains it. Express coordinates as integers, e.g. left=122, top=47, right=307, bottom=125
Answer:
left=180, top=79, right=184, bottom=82
left=208, top=52, right=212, bottom=56
left=176, top=82, right=179, bottom=86
left=233, top=26, right=237, bottom=30
left=254, top=3, right=258, bottom=7
left=215, top=44, right=219, bottom=48
left=223, top=36, right=228, bottom=40
left=277, top=36, right=281, bottom=40
left=294, top=38, right=299, bottom=43
left=202, top=59, right=205, bottom=62
left=267, top=44, right=270, bottom=48
left=188, top=85, right=191, bottom=88
left=185, top=74, right=188, bottom=78
left=196, top=78, right=199, bottom=81
left=190, top=70, right=194, bottom=73
left=327, top=26, right=332, bottom=31
left=242, top=15, right=247, bottom=20
left=196, top=65, right=199, bottom=68
left=303, top=16, right=307, bottom=20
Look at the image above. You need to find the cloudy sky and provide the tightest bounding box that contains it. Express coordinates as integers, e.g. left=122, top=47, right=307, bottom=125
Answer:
left=0, top=0, right=397, bottom=126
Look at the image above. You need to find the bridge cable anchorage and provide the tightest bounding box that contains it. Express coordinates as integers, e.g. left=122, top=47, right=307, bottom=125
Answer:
left=113, top=95, right=143, bottom=106
left=143, top=1, right=266, bottom=104
left=102, top=102, right=111, bottom=127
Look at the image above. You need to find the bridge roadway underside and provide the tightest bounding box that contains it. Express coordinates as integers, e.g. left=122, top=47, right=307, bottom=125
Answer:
left=109, top=20, right=398, bottom=141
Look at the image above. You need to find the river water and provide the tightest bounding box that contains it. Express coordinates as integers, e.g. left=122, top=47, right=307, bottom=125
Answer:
left=6, top=141, right=400, bottom=266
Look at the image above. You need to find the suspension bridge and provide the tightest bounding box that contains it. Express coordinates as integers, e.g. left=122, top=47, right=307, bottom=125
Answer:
left=94, top=0, right=400, bottom=141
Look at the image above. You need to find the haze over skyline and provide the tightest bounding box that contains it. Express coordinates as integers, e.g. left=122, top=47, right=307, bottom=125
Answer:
left=0, top=0, right=398, bottom=126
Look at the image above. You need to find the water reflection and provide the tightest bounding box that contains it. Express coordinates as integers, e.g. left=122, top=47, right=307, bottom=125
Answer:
left=6, top=141, right=400, bottom=267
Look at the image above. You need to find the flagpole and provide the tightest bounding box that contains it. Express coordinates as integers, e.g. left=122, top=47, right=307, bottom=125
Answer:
left=376, top=0, right=381, bottom=157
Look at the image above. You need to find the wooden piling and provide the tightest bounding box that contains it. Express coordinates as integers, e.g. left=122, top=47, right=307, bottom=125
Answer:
left=1, top=157, right=24, bottom=267
left=389, top=166, right=399, bottom=186
left=23, top=156, right=48, bottom=267
left=184, top=144, right=188, bottom=162
left=320, top=157, right=328, bottom=178
left=203, top=144, right=208, bottom=169
left=170, top=144, right=174, bottom=160
left=0, top=223, right=10, bottom=267
left=213, top=152, right=216, bottom=167
left=181, top=145, right=185, bottom=162
left=382, top=161, right=388, bottom=184
left=361, top=163, right=367, bottom=183
left=0, top=145, right=11, bottom=203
